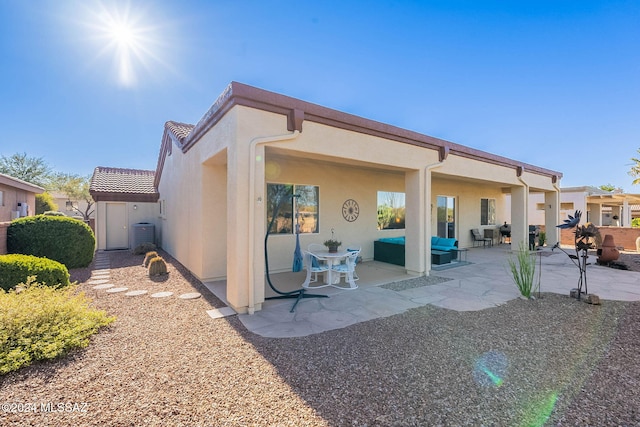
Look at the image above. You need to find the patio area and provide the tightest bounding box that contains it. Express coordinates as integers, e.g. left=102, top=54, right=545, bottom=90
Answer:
left=204, top=244, right=640, bottom=338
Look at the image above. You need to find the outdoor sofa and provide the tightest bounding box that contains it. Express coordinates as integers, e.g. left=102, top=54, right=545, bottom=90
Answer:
left=373, top=236, right=459, bottom=267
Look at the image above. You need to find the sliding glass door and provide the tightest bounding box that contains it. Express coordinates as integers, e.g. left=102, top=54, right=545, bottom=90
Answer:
left=436, top=196, right=456, bottom=239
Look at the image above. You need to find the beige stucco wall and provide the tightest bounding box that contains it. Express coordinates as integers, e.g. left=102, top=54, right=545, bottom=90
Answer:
left=0, top=183, right=36, bottom=222
left=95, top=201, right=159, bottom=250
left=431, top=178, right=508, bottom=248
left=156, top=109, right=236, bottom=281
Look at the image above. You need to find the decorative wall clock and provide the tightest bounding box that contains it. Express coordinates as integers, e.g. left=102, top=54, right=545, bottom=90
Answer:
left=342, top=199, right=359, bottom=222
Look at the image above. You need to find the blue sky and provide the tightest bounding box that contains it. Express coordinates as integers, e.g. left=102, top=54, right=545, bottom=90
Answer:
left=1, top=0, right=639, bottom=190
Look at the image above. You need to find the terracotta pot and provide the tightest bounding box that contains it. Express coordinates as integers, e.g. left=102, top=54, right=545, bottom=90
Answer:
left=597, top=234, right=620, bottom=263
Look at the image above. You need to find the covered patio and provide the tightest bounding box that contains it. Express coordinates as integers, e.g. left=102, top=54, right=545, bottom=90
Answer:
left=204, top=244, right=640, bottom=337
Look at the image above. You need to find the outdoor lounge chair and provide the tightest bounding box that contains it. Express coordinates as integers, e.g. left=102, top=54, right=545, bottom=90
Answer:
left=471, top=229, right=492, bottom=248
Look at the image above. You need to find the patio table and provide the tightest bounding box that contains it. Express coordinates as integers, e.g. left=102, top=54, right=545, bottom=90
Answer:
left=308, top=249, right=352, bottom=287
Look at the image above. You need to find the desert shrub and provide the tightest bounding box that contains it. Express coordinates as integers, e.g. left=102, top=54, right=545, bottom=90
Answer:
left=43, top=211, right=65, bottom=216
left=0, top=254, right=70, bottom=291
left=0, top=277, right=115, bottom=375
left=35, top=192, right=57, bottom=214
left=507, top=242, right=538, bottom=298
left=133, top=242, right=157, bottom=255
left=143, top=251, right=159, bottom=267
left=7, top=215, right=95, bottom=269
left=148, top=256, right=168, bottom=276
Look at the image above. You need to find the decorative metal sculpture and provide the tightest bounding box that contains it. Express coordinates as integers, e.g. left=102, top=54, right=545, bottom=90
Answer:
left=552, top=210, right=600, bottom=300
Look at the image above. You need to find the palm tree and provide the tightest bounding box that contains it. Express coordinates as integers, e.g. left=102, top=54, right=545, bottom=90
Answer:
left=629, top=148, right=640, bottom=185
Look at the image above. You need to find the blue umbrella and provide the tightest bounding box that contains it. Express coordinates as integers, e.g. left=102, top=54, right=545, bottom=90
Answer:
left=293, top=222, right=303, bottom=272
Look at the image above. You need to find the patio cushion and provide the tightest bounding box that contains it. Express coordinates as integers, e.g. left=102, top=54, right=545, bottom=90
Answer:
left=431, top=237, right=458, bottom=251
left=378, top=237, right=405, bottom=245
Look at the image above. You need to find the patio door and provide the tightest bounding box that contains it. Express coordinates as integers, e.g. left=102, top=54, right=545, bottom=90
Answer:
left=436, top=196, right=456, bottom=239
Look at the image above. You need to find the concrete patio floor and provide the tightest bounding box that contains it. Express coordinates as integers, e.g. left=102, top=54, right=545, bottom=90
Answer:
left=203, top=244, right=640, bottom=338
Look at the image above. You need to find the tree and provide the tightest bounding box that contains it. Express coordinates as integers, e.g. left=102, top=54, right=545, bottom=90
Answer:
left=629, top=148, right=640, bottom=185
left=0, top=152, right=52, bottom=187
left=48, top=173, right=95, bottom=221
left=599, top=183, right=615, bottom=192
left=35, top=192, right=58, bottom=214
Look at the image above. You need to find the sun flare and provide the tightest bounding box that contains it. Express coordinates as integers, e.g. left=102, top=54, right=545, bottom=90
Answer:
left=82, top=1, right=169, bottom=88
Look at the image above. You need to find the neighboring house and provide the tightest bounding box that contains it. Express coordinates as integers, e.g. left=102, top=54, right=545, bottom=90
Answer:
left=50, top=191, right=95, bottom=219
left=89, top=167, right=159, bottom=251
left=526, top=186, right=640, bottom=227
left=147, top=81, right=562, bottom=314
left=0, top=172, right=44, bottom=254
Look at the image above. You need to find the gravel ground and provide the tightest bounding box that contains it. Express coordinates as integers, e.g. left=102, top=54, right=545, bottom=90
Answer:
left=2, top=250, right=640, bottom=426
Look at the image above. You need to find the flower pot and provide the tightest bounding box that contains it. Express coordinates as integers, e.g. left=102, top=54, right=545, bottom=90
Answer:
left=597, top=234, right=620, bottom=263
left=328, top=246, right=338, bottom=253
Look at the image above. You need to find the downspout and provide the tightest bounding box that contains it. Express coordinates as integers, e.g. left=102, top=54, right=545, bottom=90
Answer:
left=516, top=166, right=529, bottom=249
left=424, top=146, right=448, bottom=275
left=247, top=129, right=301, bottom=314
left=552, top=176, right=561, bottom=246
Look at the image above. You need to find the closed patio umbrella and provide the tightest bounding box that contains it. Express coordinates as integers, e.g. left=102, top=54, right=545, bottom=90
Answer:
left=293, top=222, right=303, bottom=272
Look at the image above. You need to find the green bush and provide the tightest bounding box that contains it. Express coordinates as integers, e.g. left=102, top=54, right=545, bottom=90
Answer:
left=7, top=215, right=95, bottom=269
left=35, top=192, right=58, bottom=214
left=0, top=277, right=115, bottom=375
left=0, top=254, right=70, bottom=291
left=133, top=242, right=157, bottom=255
left=43, top=211, right=65, bottom=216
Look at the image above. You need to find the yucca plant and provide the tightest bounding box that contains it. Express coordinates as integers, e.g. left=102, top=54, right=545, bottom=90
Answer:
left=508, top=242, right=538, bottom=298
left=142, top=251, right=159, bottom=268
left=148, top=256, right=168, bottom=276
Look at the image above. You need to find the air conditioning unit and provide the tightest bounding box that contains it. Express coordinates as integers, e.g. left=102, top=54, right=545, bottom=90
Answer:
left=132, top=223, right=155, bottom=248
left=17, top=203, right=28, bottom=217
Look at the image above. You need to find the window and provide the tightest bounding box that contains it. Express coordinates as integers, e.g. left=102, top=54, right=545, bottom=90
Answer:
left=560, top=202, right=574, bottom=210
left=65, top=200, right=78, bottom=211
left=377, top=191, right=405, bottom=230
left=267, top=183, right=319, bottom=234
left=0, top=190, right=3, bottom=207
left=480, top=198, right=496, bottom=225
left=536, top=203, right=545, bottom=211
left=159, top=199, right=166, bottom=219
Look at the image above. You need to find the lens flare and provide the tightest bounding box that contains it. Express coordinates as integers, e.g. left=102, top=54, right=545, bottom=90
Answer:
left=473, top=351, right=508, bottom=388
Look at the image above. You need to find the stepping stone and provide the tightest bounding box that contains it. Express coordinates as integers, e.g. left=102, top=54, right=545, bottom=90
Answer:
left=125, top=290, right=148, bottom=297
left=179, top=292, right=201, bottom=300
left=105, top=287, right=128, bottom=293
left=91, top=275, right=110, bottom=280
left=150, top=291, right=173, bottom=298
left=93, top=284, right=114, bottom=290
left=94, top=265, right=110, bottom=269
left=206, top=307, right=236, bottom=319
left=88, top=279, right=110, bottom=285
left=93, top=269, right=110, bottom=274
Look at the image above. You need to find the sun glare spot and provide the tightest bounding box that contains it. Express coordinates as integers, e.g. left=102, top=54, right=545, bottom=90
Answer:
left=81, top=1, right=172, bottom=88
left=109, top=23, right=135, bottom=47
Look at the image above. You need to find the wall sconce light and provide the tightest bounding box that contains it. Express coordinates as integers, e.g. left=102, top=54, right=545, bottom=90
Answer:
left=133, top=204, right=138, bottom=210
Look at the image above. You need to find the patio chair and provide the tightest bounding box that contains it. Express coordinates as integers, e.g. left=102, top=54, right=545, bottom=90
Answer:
left=301, top=250, right=330, bottom=289
left=471, top=229, right=492, bottom=248
left=345, top=245, right=361, bottom=281
left=329, top=249, right=360, bottom=289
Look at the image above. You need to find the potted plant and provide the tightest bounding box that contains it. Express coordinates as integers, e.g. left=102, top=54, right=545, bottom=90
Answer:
left=324, top=228, right=342, bottom=253
left=324, top=239, right=342, bottom=253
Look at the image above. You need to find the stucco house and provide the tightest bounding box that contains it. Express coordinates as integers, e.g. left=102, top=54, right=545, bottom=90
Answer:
left=0, top=172, right=44, bottom=254
left=148, top=82, right=562, bottom=314
left=525, top=186, right=640, bottom=227
left=89, top=167, right=159, bottom=251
